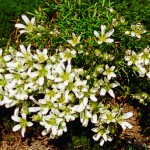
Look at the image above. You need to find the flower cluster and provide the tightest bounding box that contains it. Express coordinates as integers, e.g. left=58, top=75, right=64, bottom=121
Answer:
left=0, top=44, right=132, bottom=144
left=125, top=46, right=150, bottom=78
left=91, top=104, right=133, bottom=146
left=0, top=13, right=136, bottom=147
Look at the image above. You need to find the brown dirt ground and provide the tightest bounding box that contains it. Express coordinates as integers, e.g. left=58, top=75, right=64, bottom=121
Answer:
left=0, top=102, right=149, bottom=150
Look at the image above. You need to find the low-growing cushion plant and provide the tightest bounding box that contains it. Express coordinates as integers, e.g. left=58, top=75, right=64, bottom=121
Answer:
left=0, top=0, right=149, bottom=147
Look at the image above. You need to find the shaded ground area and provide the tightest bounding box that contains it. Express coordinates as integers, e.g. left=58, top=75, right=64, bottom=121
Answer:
left=0, top=102, right=149, bottom=150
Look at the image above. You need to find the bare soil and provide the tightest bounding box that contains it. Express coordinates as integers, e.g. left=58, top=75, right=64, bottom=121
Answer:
left=0, top=102, right=149, bottom=150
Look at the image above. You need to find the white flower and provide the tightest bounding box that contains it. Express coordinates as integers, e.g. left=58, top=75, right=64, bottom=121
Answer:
left=16, top=44, right=33, bottom=61
left=59, top=48, right=76, bottom=63
left=54, top=62, right=75, bottom=86
left=137, top=65, right=146, bottom=77
left=11, top=108, right=33, bottom=137
left=44, top=88, right=62, bottom=103
left=6, top=57, right=27, bottom=73
left=99, top=78, right=118, bottom=98
left=57, top=122, right=67, bottom=136
left=92, top=125, right=112, bottom=146
left=76, top=87, right=98, bottom=112
left=67, top=33, right=81, bottom=47
left=29, top=63, right=54, bottom=86
left=73, top=80, right=88, bottom=99
left=4, top=73, right=28, bottom=101
left=131, top=23, right=146, bottom=38
left=33, top=48, right=48, bottom=63
left=77, top=88, right=98, bottom=111
left=59, top=105, right=76, bottom=122
left=103, top=64, right=116, bottom=80
left=125, top=51, right=140, bottom=66
left=117, top=111, right=133, bottom=130
left=94, top=25, right=114, bottom=44
left=29, top=96, right=56, bottom=115
left=125, top=23, right=146, bottom=38
left=138, top=46, right=150, bottom=65
left=100, top=110, right=116, bottom=124
left=15, top=14, right=36, bottom=34
left=80, top=108, right=92, bottom=127
left=40, top=113, right=63, bottom=136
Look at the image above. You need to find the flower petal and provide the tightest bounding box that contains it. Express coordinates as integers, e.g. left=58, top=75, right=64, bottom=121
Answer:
left=112, top=83, right=118, bottom=88
left=105, top=38, right=114, bottom=43
left=29, top=107, right=41, bottom=112
left=15, top=23, right=26, bottom=29
left=19, top=30, right=27, bottom=34
left=105, top=29, right=114, bottom=38
left=66, top=64, right=71, bottom=73
left=3, top=55, right=11, bottom=61
left=42, top=129, right=49, bottom=136
left=14, top=107, right=19, bottom=116
left=91, top=127, right=99, bottom=132
left=43, top=48, right=48, bottom=55
left=20, top=45, right=26, bottom=54
left=108, top=89, right=115, bottom=98
left=31, top=17, right=35, bottom=25
left=90, top=95, right=97, bottom=101
left=13, top=124, right=21, bottom=131
left=27, top=44, right=31, bottom=53
left=94, top=30, right=99, bottom=37
left=56, top=65, right=63, bottom=75
left=77, top=104, right=85, bottom=112
left=100, top=139, right=105, bottom=146
left=97, top=41, right=103, bottom=44
left=100, top=88, right=106, bottom=96
left=101, top=25, right=106, bottom=35
left=52, top=126, right=57, bottom=135
left=11, top=116, right=21, bottom=122
left=21, top=14, right=30, bottom=24
left=103, top=133, right=107, bottom=141
left=91, top=114, right=97, bottom=123
left=122, top=112, right=133, bottom=119
left=27, top=122, right=33, bottom=127
left=83, top=97, right=88, bottom=105
left=146, top=72, right=150, bottom=78
left=120, top=121, right=133, bottom=130
left=93, top=133, right=101, bottom=141
left=39, top=76, right=44, bottom=86
left=21, top=127, right=26, bottom=137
